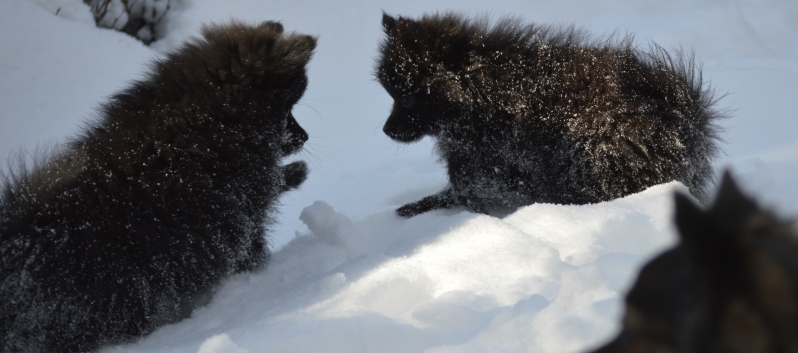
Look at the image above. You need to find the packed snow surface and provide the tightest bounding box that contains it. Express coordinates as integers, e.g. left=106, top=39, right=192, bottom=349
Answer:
left=101, top=183, right=682, bottom=353
left=1, top=0, right=797, bottom=352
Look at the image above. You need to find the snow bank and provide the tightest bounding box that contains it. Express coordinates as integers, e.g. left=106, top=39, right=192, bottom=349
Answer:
left=104, top=182, right=684, bottom=353
left=0, top=0, right=152, bottom=173
left=28, top=0, right=94, bottom=24
left=196, top=335, right=249, bottom=353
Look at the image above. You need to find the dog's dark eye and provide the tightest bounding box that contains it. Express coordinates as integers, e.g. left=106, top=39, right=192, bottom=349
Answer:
left=400, top=95, right=415, bottom=108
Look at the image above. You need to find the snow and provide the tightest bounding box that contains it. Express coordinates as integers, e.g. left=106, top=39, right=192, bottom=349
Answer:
left=98, top=182, right=680, bottom=353
left=1, top=0, right=797, bottom=352
left=196, top=334, right=249, bottom=353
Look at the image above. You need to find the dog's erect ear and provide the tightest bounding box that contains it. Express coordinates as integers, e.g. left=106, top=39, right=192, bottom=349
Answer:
left=294, top=35, right=318, bottom=62
left=674, top=174, right=753, bottom=274
left=710, top=171, right=758, bottom=228
left=674, top=192, right=708, bottom=247
left=260, top=21, right=284, bottom=34
left=382, top=12, right=398, bottom=33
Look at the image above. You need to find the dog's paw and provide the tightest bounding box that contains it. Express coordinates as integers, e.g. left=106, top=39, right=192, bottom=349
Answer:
left=282, top=161, right=308, bottom=190
left=396, top=202, right=427, bottom=218
left=396, top=187, right=459, bottom=218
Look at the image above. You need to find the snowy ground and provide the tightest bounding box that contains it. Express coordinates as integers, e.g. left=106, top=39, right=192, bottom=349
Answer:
left=1, top=0, right=797, bottom=352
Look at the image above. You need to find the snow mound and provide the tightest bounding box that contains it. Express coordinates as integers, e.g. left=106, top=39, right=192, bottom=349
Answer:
left=300, top=200, right=366, bottom=252
left=29, top=0, right=94, bottom=24
left=196, top=334, right=248, bottom=353
left=103, top=182, right=684, bottom=353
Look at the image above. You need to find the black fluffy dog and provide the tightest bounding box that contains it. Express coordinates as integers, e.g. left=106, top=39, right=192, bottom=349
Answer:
left=0, top=21, right=314, bottom=352
left=376, top=13, right=724, bottom=217
left=590, top=172, right=798, bottom=352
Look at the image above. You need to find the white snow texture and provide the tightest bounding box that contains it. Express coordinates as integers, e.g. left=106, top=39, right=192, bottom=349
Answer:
left=1, top=0, right=798, bottom=352
left=196, top=334, right=249, bottom=353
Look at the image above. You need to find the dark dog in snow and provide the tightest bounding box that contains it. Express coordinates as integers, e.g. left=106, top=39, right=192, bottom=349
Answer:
left=376, top=13, right=724, bottom=217
left=590, top=172, right=798, bottom=353
left=0, top=21, right=314, bottom=352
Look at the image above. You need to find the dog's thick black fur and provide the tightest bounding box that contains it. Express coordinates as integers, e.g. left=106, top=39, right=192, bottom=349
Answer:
left=590, top=172, right=798, bottom=353
left=0, top=21, right=314, bottom=352
left=376, top=13, right=724, bottom=217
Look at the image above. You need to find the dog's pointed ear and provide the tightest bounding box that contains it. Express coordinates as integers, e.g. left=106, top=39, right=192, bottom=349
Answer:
left=710, top=171, right=758, bottom=227
left=674, top=192, right=708, bottom=246
left=293, top=35, right=317, bottom=65
left=674, top=175, right=753, bottom=273
left=382, top=12, right=398, bottom=33
left=260, top=21, right=284, bottom=34
left=673, top=191, right=739, bottom=276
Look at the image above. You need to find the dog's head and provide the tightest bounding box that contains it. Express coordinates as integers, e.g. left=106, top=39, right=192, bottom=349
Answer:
left=375, top=13, right=484, bottom=143
left=591, top=172, right=798, bottom=353
left=158, top=21, right=315, bottom=155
